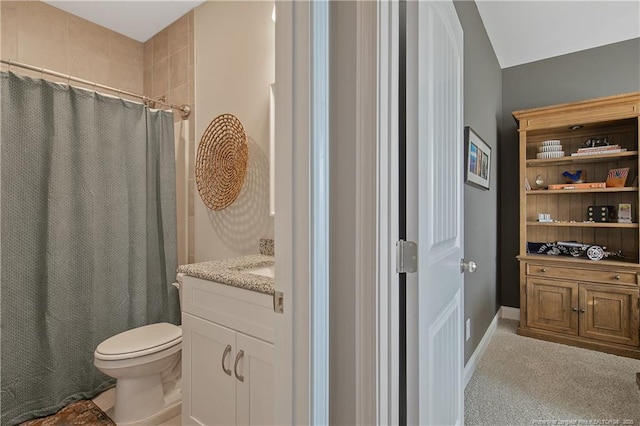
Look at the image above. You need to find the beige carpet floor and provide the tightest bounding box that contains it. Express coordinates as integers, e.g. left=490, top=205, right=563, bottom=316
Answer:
left=465, top=319, right=640, bottom=425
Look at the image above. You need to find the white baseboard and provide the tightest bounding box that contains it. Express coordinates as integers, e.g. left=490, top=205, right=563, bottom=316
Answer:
left=463, top=311, right=499, bottom=388
left=500, top=306, right=520, bottom=321
left=463, top=306, right=522, bottom=388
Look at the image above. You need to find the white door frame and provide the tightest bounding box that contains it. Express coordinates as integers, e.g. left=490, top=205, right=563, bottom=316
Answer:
left=273, top=1, right=331, bottom=424
left=273, top=2, right=311, bottom=424
left=275, top=1, right=401, bottom=424
left=354, top=1, right=383, bottom=425
left=375, top=0, right=401, bottom=424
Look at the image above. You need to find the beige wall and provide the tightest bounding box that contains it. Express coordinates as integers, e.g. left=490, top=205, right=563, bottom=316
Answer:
left=144, top=12, right=196, bottom=264
left=1, top=1, right=143, bottom=95
left=194, top=1, right=275, bottom=261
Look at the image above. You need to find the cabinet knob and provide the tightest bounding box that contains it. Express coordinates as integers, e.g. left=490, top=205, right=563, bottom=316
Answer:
left=580, top=308, right=586, bottom=313
left=234, top=350, right=245, bottom=382
left=541, top=268, right=547, bottom=273
left=572, top=307, right=579, bottom=312
left=222, top=344, right=232, bottom=376
left=614, top=275, right=621, bottom=280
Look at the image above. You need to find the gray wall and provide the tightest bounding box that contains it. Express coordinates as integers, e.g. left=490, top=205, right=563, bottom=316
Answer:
left=329, top=2, right=357, bottom=424
left=500, top=38, right=640, bottom=307
left=453, top=1, right=503, bottom=364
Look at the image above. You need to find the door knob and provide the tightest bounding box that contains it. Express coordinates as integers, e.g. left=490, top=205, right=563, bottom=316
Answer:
left=460, top=259, right=477, bottom=273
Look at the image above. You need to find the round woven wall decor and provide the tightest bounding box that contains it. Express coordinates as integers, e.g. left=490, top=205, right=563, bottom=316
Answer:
left=196, top=113, right=249, bottom=211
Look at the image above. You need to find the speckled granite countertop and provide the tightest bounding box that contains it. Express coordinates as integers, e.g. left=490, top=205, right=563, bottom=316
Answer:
left=177, top=255, right=275, bottom=295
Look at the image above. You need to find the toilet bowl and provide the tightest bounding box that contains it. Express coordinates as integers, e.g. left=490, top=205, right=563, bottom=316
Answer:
left=94, top=322, right=182, bottom=425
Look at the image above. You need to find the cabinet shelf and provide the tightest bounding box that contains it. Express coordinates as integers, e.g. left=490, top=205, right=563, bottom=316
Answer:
left=527, top=187, right=638, bottom=195
left=526, top=221, right=639, bottom=229
left=526, top=151, right=638, bottom=166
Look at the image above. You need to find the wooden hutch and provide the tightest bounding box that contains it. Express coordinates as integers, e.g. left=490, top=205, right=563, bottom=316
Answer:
left=514, top=92, right=640, bottom=359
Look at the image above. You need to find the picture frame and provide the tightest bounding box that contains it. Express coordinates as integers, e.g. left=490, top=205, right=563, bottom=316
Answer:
left=464, top=126, right=491, bottom=190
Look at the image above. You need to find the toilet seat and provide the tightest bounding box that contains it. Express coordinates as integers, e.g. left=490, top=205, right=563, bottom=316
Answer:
left=95, top=323, right=182, bottom=361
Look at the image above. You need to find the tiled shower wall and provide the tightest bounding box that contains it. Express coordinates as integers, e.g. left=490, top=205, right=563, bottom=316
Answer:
left=143, top=12, right=196, bottom=264
left=1, top=2, right=196, bottom=265
left=0, top=1, right=143, bottom=97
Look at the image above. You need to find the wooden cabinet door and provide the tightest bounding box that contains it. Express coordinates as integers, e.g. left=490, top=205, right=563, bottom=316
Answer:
left=183, top=313, right=238, bottom=426
left=579, top=283, right=640, bottom=347
left=236, top=333, right=274, bottom=426
left=527, top=278, right=579, bottom=335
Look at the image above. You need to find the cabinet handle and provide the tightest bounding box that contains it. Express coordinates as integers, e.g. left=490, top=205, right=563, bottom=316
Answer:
left=614, top=275, right=621, bottom=280
left=222, top=344, right=232, bottom=376
left=541, top=268, right=547, bottom=273
left=580, top=308, right=586, bottom=313
left=234, top=350, right=245, bottom=382
left=572, top=307, right=579, bottom=312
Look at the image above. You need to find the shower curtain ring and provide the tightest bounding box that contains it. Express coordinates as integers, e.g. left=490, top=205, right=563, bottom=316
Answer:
left=40, top=67, right=44, bottom=79
left=7, top=59, right=11, bottom=72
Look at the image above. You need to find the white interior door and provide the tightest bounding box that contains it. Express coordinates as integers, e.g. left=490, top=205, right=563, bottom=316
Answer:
left=406, top=1, right=464, bottom=424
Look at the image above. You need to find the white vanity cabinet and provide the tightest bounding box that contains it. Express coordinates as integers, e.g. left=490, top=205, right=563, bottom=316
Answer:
left=180, top=274, right=275, bottom=426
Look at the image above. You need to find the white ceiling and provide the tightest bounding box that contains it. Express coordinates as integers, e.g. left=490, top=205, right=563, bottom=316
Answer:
left=475, top=0, right=640, bottom=69
left=43, top=1, right=205, bottom=43
left=43, top=1, right=640, bottom=67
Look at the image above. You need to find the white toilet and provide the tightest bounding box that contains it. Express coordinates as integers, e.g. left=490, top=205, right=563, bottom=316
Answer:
left=94, top=322, right=182, bottom=425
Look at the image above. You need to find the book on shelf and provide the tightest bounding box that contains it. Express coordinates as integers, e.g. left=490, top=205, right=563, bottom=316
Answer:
left=576, top=144, right=622, bottom=152
left=571, top=148, right=627, bottom=156
left=547, top=182, right=607, bottom=190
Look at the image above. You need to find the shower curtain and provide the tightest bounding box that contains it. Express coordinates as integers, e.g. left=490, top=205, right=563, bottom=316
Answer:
left=0, top=72, right=179, bottom=425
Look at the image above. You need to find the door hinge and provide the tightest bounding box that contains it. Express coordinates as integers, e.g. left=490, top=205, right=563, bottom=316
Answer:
left=274, top=291, right=284, bottom=313
left=396, top=240, right=418, bottom=274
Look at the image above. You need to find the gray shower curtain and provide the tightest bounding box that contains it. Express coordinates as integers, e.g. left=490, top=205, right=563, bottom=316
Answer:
left=0, top=71, right=179, bottom=425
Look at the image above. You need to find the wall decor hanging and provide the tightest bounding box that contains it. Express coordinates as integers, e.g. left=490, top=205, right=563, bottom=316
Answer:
left=196, top=113, right=249, bottom=211
left=464, top=126, right=491, bottom=190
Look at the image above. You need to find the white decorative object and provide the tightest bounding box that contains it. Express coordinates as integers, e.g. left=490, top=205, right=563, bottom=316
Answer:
left=618, top=203, right=632, bottom=223
left=537, top=140, right=564, bottom=159
left=538, top=213, right=553, bottom=222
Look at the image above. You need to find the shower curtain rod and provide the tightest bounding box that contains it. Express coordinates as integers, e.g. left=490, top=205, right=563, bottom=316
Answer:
left=1, top=58, right=191, bottom=119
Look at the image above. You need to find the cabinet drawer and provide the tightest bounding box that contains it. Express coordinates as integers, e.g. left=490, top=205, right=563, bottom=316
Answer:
left=526, top=264, right=637, bottom=286
left=181, top=275, right=275, bottom=343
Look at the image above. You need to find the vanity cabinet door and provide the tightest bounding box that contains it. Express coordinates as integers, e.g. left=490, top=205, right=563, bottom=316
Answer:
left=183, top=313, right=237, bottom=426
left=236, top=333, right=274, bottom=426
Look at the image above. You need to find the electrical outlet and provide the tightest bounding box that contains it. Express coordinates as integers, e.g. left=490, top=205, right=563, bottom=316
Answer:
left=465, top=319, right=471, bottom=341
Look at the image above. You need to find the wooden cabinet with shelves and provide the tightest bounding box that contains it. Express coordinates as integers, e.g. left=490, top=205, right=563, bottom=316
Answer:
left=514, top=92, right=640, bottom=358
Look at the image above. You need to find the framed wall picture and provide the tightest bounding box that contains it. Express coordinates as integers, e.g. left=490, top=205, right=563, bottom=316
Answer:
left=464, top=126, right=491, bottom=190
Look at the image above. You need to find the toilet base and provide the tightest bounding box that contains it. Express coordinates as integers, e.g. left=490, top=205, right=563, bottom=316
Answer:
left=106, top=399, right=180, bottom=426
left=110, top=374, right=181, bottom=425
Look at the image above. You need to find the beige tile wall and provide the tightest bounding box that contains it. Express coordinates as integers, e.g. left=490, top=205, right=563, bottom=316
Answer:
left=144, top=12, right=196, bottom=264
left=1, top=1, right=195, bottom=264
left=0, top=1, right=144, bottom=97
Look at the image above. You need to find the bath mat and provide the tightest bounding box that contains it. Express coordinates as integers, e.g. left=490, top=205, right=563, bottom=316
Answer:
left=20, top=400, right=115, bottom=426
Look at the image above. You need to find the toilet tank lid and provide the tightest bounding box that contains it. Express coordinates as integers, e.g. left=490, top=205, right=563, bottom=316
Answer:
left=96, top=323, right=182, bottom=357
